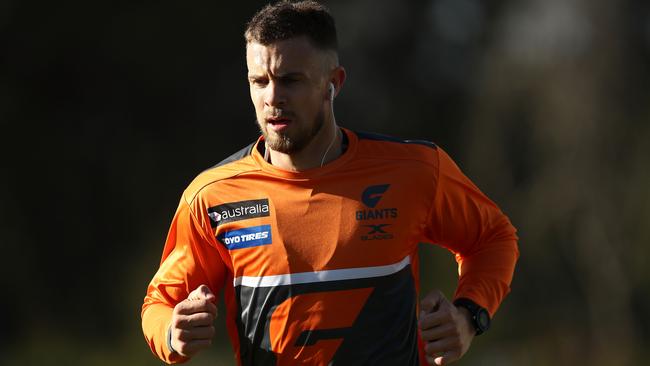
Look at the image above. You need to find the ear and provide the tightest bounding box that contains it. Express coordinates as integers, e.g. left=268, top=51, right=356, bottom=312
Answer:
left=328, top=66, right=347, bottom=100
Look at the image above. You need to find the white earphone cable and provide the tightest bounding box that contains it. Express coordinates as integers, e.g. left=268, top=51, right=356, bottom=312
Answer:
left=320, top=83, right=337, bottom=167
left=320, top=128, right=338, bottom=167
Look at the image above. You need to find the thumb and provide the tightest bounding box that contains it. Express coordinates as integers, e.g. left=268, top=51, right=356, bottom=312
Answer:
left=421, top=290, right=445, bottom=314
left=188, top=284, right=216, bottom=303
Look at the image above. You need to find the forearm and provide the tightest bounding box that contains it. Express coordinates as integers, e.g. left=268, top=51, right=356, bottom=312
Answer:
left=142, top=303, right=189, bottom=364
left=453, top=238, right=519, bottom=316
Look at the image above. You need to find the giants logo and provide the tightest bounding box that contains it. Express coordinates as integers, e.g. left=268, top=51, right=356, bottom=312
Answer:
left=361, top=184, right=390, bottom=208
left=356, top=184, right=398, bottom=221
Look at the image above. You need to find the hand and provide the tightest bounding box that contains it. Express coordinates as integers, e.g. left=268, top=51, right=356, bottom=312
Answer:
left=419, top=290, right=475, bottom=365
left=169, top=284, right=218, bottom=358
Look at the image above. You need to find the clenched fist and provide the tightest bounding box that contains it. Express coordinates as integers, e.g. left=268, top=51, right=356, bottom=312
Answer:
left=419, top=290, right=475, bottom=365
left=168, top=284, right=218, bottom=358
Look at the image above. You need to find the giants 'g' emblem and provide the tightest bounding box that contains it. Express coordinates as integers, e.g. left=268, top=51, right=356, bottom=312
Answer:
left=234, top=256, right=419, bottom=365
left=269, top=288, right=373, bottom=364
left=361, top=184, right=390, bottom=208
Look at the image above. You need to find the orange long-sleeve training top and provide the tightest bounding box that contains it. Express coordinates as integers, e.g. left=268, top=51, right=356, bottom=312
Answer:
left=142, top=128, right=519, bottom=365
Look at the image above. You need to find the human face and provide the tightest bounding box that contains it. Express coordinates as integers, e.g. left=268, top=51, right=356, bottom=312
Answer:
left=246, top=37, right=333, bottom=154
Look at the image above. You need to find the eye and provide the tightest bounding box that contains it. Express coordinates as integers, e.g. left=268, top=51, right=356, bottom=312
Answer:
left=249, top=77, right=268, bottom=87
left=279, top=76, right=299, bottom=85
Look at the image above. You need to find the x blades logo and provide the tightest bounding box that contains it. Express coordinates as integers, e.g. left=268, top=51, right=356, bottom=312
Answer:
left=361, top=223, right=393, bottom=241
left=363, top=224, right=390, bottom=234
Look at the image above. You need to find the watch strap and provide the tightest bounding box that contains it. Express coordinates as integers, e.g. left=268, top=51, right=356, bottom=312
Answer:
left=453, top=298, right=490, bottom=335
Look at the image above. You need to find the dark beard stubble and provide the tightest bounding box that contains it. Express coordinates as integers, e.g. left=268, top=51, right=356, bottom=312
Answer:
left=258, top=107, right=325, bottom=154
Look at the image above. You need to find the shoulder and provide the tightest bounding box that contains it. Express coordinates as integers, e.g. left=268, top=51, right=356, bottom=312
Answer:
left=183, top=141, right=261, bottom=203
left=351, top=130, right=439, bottom=167
left=355, top=130, right=437, bottom=149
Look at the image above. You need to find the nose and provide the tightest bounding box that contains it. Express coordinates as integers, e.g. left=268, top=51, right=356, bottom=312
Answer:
left=264, top=81, right=285, bottom=107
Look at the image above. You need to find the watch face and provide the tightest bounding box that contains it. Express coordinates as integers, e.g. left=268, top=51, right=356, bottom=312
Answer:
left=477, top=309, right=491, bottom=331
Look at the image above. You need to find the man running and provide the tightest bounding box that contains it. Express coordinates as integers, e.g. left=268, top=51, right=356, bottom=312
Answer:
left=142, top=2, right=519, bottom=365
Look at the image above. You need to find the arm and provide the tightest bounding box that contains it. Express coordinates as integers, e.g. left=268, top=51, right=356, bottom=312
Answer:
left=426, top=147, right=519, bottom=316
left=419, top=147, right=519, bottom=365
left=141, top=195, right=226, bottom=364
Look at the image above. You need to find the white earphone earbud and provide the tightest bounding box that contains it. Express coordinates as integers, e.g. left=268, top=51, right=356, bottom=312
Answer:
left=329, top=82, right=335, bottom=101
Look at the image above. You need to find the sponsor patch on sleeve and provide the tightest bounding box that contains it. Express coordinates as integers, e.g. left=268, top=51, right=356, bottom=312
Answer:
left=217, top=225, right=273, bottom=250
left=207, top=199, right=270, bottom=227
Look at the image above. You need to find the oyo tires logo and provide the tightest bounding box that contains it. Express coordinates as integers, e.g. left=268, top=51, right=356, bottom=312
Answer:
left=217, top=225, right=273, bottom=250
left=361, top=184, right=390, bottom=208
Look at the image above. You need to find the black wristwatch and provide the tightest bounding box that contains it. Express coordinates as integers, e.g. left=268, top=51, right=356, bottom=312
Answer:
left=453, top=298, right=491, bottom=335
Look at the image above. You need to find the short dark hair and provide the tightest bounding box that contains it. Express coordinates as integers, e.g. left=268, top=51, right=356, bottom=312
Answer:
left=245, top=1, right=338, bottom=52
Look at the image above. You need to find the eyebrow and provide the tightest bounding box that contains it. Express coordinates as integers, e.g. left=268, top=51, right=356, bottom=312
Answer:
left=277, top=72, right=305, bottom=78
left=248, top=71, right=306, bottom=80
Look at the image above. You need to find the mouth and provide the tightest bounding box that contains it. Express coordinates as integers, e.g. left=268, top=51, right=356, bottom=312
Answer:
left=265, top=116, right=292, bottom=132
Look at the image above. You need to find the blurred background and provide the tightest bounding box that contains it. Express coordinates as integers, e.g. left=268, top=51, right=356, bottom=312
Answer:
left=2, top=0, right=649, bottom=365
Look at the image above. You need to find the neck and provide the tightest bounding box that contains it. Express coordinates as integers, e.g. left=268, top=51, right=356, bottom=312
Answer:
left=268, top=123, right=342, bottom=171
